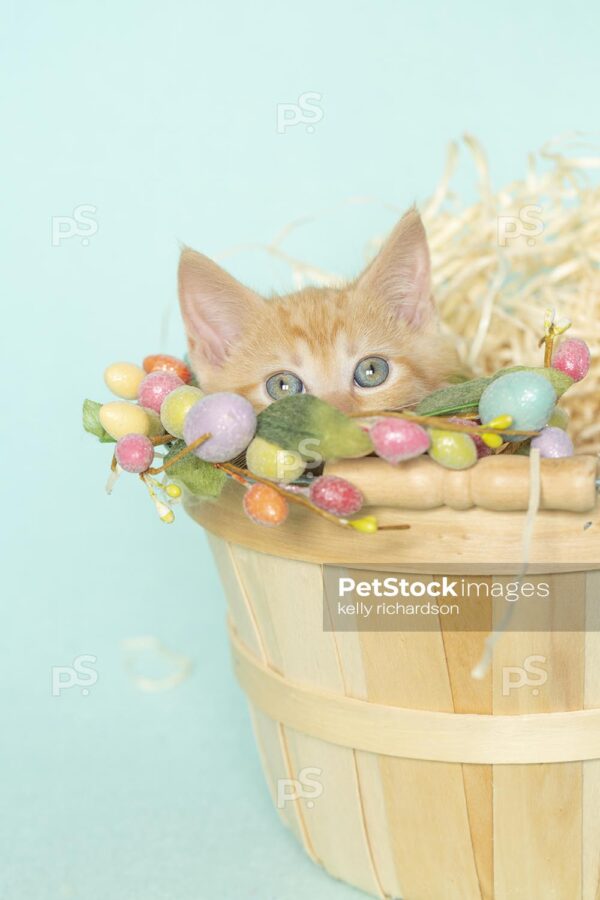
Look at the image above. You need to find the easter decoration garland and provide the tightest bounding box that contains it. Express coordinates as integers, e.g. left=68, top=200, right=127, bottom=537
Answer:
left=83, top=312, right=591, bottom=534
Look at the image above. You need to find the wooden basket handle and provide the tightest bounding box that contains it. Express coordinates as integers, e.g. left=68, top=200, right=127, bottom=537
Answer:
left=325, top=455, right=599, bottom=513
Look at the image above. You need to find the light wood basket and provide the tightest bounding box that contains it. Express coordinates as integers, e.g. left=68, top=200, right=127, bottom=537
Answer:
left=187, top=455, right=600, bottom=900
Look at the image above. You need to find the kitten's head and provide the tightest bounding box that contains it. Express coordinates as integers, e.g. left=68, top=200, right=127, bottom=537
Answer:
left=178, top=208, right=458, bottom=413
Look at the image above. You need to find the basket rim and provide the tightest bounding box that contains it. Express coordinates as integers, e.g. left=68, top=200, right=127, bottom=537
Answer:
left=186, top=479, right=600, bottom=570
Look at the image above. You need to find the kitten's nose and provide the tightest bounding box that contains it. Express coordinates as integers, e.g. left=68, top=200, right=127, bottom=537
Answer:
left=320, top=392, right=356, bottom=414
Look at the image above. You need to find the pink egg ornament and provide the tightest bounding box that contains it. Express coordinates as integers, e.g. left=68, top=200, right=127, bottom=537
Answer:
left=370, top=418, right=430, bottom=464
left=552, top=338, right=591, bottom=383
left=115, top=433, right=155, bottom=473
left=138, top=371, right=184, bottom=413
left=309, top=475, right=363, bottom=517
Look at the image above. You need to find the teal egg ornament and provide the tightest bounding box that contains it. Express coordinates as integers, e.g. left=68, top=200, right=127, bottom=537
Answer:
left=478, top=371, right=557, bottom=442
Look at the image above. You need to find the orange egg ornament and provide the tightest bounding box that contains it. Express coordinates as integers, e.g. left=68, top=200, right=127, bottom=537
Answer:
left=143, top=354, right=192, bottom=384
left=243, top=483, right=289, bottom=527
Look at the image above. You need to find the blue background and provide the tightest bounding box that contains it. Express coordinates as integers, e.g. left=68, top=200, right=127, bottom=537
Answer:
left=2, top=2, right=599, bottom=897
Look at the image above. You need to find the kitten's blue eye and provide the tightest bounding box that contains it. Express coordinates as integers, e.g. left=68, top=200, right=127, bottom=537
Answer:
left=354, top=357, right=389, bottom=388
left=266, top=371, right=304, bottom=400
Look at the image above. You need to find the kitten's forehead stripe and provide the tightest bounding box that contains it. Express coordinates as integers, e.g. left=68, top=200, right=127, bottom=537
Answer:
left=288, top=325, right=309, bottom=343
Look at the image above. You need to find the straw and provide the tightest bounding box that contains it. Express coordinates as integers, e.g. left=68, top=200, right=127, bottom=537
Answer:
left=222, top=134, right=599, bottom=452
left=422, top=135, right=599, bottom=454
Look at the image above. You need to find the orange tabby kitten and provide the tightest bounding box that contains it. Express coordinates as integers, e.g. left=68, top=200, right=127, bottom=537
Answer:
left=178, top=208, right=458, bottom=413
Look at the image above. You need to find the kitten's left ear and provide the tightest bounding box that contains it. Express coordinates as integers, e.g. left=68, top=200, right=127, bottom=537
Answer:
left=356, top=208, right=433, bottom=328
left=178, top=248, right=263, bottom=368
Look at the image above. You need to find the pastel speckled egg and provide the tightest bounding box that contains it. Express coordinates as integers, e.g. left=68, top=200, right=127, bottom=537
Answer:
left=309, top=475, right=363, bottom=517
left=429, top=430, right=478, bottom=470
left=245, top=436, right=305, bottom=484
left=478, top=372, right=556, bottom=442
left=160, top=385, right=204, bottom=438
left=99, top=402, right=151, bottom=440
left=104, top=362, right=146, bottom=400
left=115, top=433, right=155, bottom=473
left=138, top=371, right=184, bottom=413
left=531, top=426, right=574, bottom=459
left=140, top=407, right=166, bottom=437
left=552, top=338, right=591, bottom=383
left=450, top=418, right=492, bottom=458
left=143, top=353, right=192, bottom=383
left=183, top=392, right=256, bottom=462
left=370, top=418, right=430, bottom=464
left=243, top=483, right=288, bottom=526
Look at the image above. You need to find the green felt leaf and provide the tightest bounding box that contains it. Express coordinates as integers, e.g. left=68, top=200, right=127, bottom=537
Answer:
left=257, top=394, right=373, bottom=461
left=414, top=378, right=492, bottom=417
left=164, top=440, right=227, bottom=498
left=82, top=399, right=115, bottom=443
left=446, top=371, right=472, bottom=384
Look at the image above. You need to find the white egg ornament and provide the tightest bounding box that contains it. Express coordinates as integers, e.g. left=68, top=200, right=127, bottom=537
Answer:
left=478, top=372, right=557, bottom=442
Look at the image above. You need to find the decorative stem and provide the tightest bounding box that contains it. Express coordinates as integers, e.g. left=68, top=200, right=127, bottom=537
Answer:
left=539, top=307, right=571, bottom=367
left=218, top=461, right=341, bottom=525
left=217, top=461, right=410, bottom=532
left=147, top=433, right=210, bottom=475
left=349, top=409, right=539, bottom=438
left=151, top=433, right=178, bottom=446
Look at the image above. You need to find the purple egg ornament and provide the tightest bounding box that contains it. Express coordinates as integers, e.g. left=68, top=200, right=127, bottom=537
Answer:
left=183, top=392, right=257, bottom=462
left=530, top=426, right=574, bottom=459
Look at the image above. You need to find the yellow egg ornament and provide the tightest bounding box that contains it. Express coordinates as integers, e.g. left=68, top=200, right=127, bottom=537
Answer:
left=160, top=385, right=204, bottom=438
left=103, top=362, right=146, bottom=400
left=429, top=429, right=478, bottom=470
left=246, top=436, right=306, bottom=484
left=99, top=402, right=151, bottom=440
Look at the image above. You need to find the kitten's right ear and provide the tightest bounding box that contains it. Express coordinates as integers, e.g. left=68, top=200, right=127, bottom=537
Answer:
left=178, top=248, right=262, bottom=367
left=355, top=208, right=433, bottom=328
